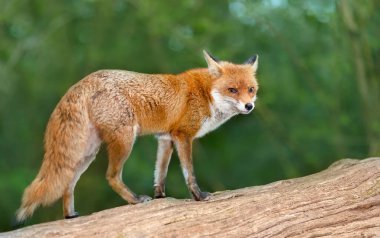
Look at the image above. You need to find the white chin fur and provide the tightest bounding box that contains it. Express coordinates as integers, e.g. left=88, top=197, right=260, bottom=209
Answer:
left=240, top=109, right=253, bottom=114
left=211, top=90, right=257, bottom=115
left=211, top=90, right=238, bottom=114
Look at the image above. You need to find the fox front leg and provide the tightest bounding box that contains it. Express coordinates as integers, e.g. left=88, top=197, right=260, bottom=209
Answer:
left=154, top=138, right=174, bottom=198
left=173, top=135, right=210, bottom=201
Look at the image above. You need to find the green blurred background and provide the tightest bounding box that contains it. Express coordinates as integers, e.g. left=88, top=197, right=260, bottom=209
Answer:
left=1, top=0, right=379, bottom=232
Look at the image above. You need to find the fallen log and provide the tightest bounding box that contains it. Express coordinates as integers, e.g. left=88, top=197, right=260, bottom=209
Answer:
left=2, top=157, right=380, bottom=238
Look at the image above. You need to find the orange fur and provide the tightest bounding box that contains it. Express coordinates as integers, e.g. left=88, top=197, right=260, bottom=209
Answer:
left=16, top=51, right=259, bottom=222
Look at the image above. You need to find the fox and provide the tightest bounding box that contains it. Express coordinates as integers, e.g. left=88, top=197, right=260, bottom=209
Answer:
left=16, top=50, right=259, bottom=223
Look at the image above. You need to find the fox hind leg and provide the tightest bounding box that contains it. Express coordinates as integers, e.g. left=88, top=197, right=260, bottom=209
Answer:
left=63, top=153, right=97, bottom=219
left=154, top=138, right=173, bottom=198
left=106, top=125, right=151, bottom=204
left=63, top=125, right=101, bottom=218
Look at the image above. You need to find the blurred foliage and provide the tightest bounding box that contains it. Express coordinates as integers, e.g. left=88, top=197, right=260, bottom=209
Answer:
left=0, top=0, right=379, bottom=232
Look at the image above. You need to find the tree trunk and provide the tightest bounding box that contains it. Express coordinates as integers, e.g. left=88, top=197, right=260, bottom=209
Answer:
left=338, top=0, right=380, bottom=155
left=2, top=158, right=380, bottom=238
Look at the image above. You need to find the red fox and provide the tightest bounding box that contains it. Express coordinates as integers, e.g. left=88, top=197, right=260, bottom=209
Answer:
left=16, top=50, right=259, bottom=222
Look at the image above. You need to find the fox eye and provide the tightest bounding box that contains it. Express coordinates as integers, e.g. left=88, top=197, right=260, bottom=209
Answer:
left=228, top=88, right=238, bottom=94
left=248, top=87, right=255, bottom=93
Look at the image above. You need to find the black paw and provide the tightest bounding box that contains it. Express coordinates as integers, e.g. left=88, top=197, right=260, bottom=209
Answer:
left=65, top=211, right=79, bottom=219
left=137, top=195, right=152, bottom=203
left=154, top=185, right=166, bottom=199
left=154, top=193, right=166, bottom=199
left=199, top=191, right=211, bottom=200
left=189, top=183, right=211, bottom=201
left=191, top=189, right=211, bottom=201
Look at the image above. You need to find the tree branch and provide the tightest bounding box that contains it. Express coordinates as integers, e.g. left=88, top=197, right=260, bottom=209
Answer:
left=3, top=157, right=380, bottom=238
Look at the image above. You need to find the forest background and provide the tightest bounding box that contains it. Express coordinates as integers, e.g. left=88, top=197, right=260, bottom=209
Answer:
left=0, top=0, right=379, bottom=231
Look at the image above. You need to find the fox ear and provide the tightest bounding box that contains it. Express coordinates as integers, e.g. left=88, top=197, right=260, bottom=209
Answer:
left=245, top=54, right=259, bottom=72
left=203, top=50, right=222, bottom=77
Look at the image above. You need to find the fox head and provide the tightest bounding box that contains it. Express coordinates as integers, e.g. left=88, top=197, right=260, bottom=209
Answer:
left=204, top=50, right=259, bottom=115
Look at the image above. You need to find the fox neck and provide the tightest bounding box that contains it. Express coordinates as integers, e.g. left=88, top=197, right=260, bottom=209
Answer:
left=210, top=89, right=239, bottom=125
left=194, top=89, right=238, bottom=138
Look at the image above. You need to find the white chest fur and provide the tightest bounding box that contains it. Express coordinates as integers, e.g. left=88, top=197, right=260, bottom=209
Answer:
left=195, top=90, right=238, bottom=138
left=195, top=109, right=234, bottom=138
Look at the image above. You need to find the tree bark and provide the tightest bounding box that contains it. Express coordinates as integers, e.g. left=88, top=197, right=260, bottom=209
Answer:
left=2, top=158, right=380, bottom=238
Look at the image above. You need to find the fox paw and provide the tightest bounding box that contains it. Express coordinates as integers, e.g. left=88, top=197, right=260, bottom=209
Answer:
left=65, top=211, right=79, bottom=219
left=154, top=185, right=166, bottom=198
left=192, top=191, right=211, bottom=201
left=199, top=191, right=211, bottom=201
left=154, top=191, right=166, bottom=199
left=136, top=195, right=152, bottom=203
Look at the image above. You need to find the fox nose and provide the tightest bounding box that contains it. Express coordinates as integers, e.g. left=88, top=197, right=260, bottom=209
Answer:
left=245, top=103, right=253, bottom=111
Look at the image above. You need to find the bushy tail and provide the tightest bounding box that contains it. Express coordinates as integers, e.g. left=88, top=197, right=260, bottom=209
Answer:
left=16, top=87, right=89, bottom=223
left=15, top=161, right=74, bottom=222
